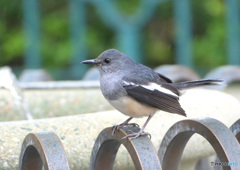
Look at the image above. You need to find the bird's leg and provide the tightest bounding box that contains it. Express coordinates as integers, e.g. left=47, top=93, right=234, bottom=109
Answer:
left=112, top=117, right=139, bottom=135
left=121, top=114, right=154, bottom=140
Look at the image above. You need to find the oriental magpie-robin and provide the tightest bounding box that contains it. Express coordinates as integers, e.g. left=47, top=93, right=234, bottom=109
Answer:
left=82, top=49, right=222, bottom=139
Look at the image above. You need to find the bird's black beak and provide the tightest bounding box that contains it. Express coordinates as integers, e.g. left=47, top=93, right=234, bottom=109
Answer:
left=81, top=59, right=98, bottom=65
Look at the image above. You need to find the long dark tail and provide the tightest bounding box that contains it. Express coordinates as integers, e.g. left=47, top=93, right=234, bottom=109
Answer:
left=173, top=79, right=224, bottom=90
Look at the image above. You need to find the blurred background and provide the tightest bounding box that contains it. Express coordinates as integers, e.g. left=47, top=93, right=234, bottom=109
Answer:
left=0, top=2, right=240, bottom=169
left=0, top=0, right=239, bottom=80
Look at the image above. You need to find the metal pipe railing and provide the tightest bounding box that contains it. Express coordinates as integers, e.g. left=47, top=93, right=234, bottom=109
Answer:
left=18, top=117, right=240, bottom=169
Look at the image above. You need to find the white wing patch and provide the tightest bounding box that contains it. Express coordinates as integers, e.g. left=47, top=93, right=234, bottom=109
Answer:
left=123, top=81, right=178, bottom=97
left=122, top=81, right=135, bottom=86
left=142, top=83, right=178, bottom=97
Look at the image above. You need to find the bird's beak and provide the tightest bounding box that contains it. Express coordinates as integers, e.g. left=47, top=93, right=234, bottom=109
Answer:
left=81, top=59, right=98, bottom=65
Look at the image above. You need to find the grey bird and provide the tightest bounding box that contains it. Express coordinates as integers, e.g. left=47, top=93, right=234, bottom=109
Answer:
left=82, top=49, right=222, bottom=139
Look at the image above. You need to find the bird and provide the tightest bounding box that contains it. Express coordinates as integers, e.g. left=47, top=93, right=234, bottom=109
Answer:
left=81, top=49, right=222, bottom=139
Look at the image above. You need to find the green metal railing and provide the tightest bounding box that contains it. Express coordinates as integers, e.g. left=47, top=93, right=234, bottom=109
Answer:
left=226, top=0, right=240, bottom=65
left=22, top=0, right=41, bottom=69
left=12, top=0, right=240, bottom=79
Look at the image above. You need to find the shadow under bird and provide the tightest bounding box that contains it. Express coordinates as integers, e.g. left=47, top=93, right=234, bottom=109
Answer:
left=82, top=49, right=222, bottom=139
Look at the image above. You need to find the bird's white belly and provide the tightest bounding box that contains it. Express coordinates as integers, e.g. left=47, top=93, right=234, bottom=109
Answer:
left=108, top=97, right=156, bottom=118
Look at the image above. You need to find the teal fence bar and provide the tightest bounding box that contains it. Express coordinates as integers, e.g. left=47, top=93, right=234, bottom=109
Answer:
left=174, top=0, right=192, bottom=67
left=226, top=0, right=240, bottom=65
left=69, top=0, right=87, bottom=79
left=22, top=0, right=41, bottom=69
left=115, top=26, right=141, bottom=62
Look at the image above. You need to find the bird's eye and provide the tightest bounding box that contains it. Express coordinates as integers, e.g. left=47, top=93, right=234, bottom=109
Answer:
left=104, top=58, right=111, bottom=64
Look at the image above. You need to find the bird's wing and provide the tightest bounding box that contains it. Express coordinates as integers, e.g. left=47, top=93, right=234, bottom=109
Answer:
left=122, top=81, right=186, bottom=116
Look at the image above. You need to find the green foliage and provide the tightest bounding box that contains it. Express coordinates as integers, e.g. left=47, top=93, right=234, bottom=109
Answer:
left=0, top=0, right=229, bottom=76
left=41, top=12, right=71, bottom=67
left=1, top=30, right=24, bottom=64
left=113, top=0, right=140, bottom=15
left=144, top=1, right=174, bottom=66
left=0, top=0, right=24, bottom=65
left=192, top=0, right=227, bottom=70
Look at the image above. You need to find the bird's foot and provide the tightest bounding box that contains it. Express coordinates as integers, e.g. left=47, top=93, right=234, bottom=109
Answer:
left=112, top=123, right=139, bottom=136
left=121, top=129, right=151, bottom=140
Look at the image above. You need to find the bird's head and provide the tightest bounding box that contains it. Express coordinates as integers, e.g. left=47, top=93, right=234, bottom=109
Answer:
left=82, top=49, right=135, bottom=74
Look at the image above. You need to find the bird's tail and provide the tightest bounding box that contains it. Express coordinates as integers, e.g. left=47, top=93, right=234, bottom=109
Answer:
left=173, top=79, right=224, bottom=90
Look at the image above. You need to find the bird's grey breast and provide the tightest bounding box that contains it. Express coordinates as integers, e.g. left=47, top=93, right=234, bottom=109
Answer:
left=100, top=73, right=127, bottom=100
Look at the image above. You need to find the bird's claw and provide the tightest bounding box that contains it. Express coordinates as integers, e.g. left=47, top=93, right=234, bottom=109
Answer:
left=128, top=123, right=139, bottom=128
left=121, top=130, right=151, bottom=140
left=112, top=123, right=139, bottom=136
